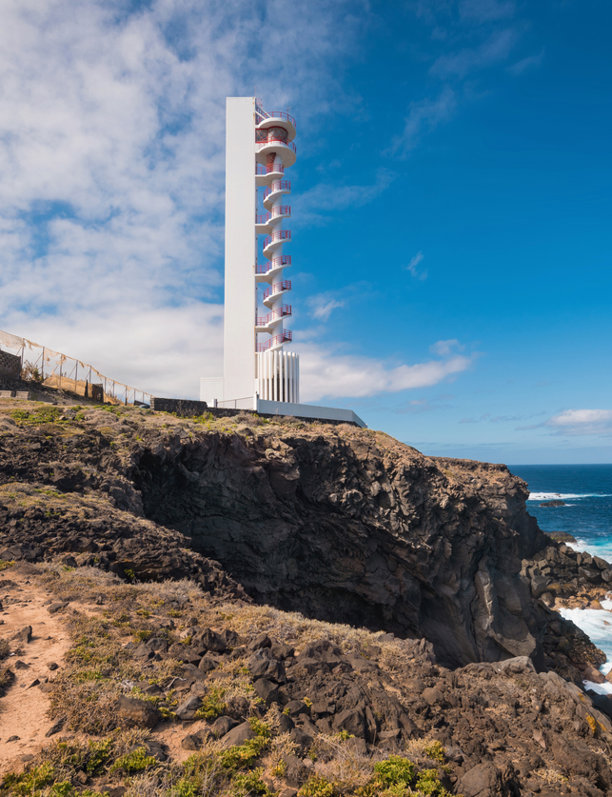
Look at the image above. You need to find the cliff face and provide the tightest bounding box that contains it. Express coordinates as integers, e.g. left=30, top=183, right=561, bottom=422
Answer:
left=2, top=401, right=612, bottom=797
left=132, top=426, right=548, bottom=668
left=0, top=402, right=574, bottom=673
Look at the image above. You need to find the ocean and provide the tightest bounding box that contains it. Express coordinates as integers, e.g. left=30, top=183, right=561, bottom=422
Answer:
left=511, top=464, right=612, bottom=685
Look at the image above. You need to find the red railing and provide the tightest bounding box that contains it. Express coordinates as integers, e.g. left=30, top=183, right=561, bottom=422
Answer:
left=257, top=207, right=290, bottom=223
left=264, top=181, right=291, bottom=200
left=256, top=137, right=297, bottom=154
left=255, top=256, right=291, bottom=275
left=256, top=330, right=293, bottom=352
left=263, top=280, right=292, bottom=300
left=263, top=230, right=291, bottom=249
left=256, top=306, right=292, bottom=326
left=273, top=205, right=291, bottom=218
left=256, top=163, right=285, bottom=176
left=255, top=107, right=296, bottom=128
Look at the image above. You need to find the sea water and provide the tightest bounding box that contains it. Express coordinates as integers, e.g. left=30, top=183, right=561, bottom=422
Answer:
left=511, top=464, right=612, bottom=685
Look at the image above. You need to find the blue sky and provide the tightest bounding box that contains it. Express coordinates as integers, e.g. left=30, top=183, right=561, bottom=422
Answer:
left=0, top=0, right=610, bottom=464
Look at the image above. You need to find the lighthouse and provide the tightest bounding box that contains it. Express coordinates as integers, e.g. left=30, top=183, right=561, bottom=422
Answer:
left=200, top=97, right=364, bottom=427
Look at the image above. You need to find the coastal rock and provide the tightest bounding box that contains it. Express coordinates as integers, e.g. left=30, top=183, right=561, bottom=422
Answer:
left=0, top=404, right=602, bottom=679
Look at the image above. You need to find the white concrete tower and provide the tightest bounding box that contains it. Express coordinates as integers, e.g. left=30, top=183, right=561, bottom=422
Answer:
left=201, top=96, right=299, bottom=408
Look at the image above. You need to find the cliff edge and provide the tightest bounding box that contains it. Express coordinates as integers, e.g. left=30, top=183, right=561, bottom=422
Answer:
left=0, top=401, right=601, bottom=677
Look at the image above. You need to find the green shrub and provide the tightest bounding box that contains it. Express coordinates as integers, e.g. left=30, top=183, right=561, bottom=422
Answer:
left=11, top=406, right=62, bottom=426
left=218, top=738, right=266, bottom=773
left=1, top=762, right=56, bottom=794
left=84, top=737, right=114, bottom=775
left=110, top=745, right=157, bottom=774
left=231, top=768, right=275, bottom=796
left=248, top=717, right=271, bottom=739
left=170, top=753, right=221, bottom=796
left=373, top=756, right=416, bottom=788
left=424, top=741, right=446, bottom=763
left=298, top=775, right=340, bottom=797
left=194, top=686, right=227, bottom=720
left=414, top=768, right=453, bottom=796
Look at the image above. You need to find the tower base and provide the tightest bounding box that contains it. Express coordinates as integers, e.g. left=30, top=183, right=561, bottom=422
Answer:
left=256, top=349, right=299, bottom=403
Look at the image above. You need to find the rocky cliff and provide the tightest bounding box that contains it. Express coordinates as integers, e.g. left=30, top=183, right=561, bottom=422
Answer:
left=1, top=400, right=611, bottom=796
left=0, top=401, right=601, bottom=677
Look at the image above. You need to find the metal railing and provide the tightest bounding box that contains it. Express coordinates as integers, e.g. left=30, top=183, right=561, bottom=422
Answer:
left=255, top=106, right=296, bottom=128
left=263, top=230, right=291, bottom=249
left=256, top=163, right=285, bottom=176
left=255, top=206, right=291, bottom=224
left=256, top=306, right=292, bottom=326
left=256, top=330, right=293, bottom=352
left=0, top=329, right=152, bottom=406
left=263, top=181, right=291, bottom=200
left=255, top=256, right=292, bottom=275
left=262, top=280, right=292, bottom=300
left=272, top=205, right=291, bottom=218
left=256, top=137, right=297, bottom=154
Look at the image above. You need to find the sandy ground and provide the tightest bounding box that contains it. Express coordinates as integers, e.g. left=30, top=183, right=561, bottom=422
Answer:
left=0, top=567, right=70, bottom=776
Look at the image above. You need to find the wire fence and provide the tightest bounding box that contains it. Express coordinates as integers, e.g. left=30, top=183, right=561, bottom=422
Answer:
left=0, top=329, right=152, bottom=406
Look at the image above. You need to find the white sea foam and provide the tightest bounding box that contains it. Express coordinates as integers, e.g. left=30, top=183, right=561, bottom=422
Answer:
left=560, top=606, right=612, bottom=675
left=584, top=679, right=612, bottom=695
left=528, top=492, right=612, bottom=501
left=567, top=539, right=612, bottom=564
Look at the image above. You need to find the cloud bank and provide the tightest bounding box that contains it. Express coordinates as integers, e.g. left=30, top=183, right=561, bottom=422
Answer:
left=300, top=342, right=473, bottom=402
left=547, top=409, right=612, bottom=436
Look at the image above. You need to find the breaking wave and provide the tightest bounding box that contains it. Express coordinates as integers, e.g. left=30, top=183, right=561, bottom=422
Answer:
left=528, top=491, right=612, bottom=501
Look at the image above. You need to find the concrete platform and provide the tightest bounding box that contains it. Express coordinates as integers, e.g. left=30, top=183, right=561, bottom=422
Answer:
left=256, top=398, right=366, bottom=427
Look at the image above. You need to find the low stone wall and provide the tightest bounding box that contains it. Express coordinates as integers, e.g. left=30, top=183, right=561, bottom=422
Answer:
left=151, top=398, right=362, bottom=427
left=150, top=397, right=209, bottom=417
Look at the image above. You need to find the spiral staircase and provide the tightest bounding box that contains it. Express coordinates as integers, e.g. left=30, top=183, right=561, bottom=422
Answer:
left=254, top=103, right=299, bottom=402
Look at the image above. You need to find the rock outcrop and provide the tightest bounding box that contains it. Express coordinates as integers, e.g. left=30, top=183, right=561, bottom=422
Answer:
left=0, top=402, right=602, bottom=679
left=1, top=401, right=612, bottom=796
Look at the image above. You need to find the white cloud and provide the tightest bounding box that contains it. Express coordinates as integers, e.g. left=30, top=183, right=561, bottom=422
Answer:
left=299, top=342, right=473, bottom=401
left=430, top=27, right=519, bottom=79
left=390, top=88, right=457, bottom=156
left=406, top=250, right=427, bottom=280
left=296, top=169, right=395, bottom=226
left=430, top=339, right=461, bottom=357
left=9, top=302, right=223, bottom=399
left=508, top=50, right=545, bottom=76
left=308, top=294, right=345, bottom=322
left=0, top=0, right=372, bottom=394
left=547, top=409, right=612, bottom=436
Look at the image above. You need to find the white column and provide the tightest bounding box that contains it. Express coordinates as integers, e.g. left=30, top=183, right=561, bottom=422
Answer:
left=223, top=97, right=256, bottom=402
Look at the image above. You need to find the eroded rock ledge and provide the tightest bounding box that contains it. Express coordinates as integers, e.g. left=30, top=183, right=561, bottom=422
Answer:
left=0, top=402, right=603, bottom=683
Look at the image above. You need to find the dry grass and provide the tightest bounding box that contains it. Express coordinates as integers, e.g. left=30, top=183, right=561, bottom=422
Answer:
left=0, top=563, right=461, bottom=796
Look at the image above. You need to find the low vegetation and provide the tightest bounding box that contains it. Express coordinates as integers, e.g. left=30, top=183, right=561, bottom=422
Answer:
left=0, top=565, right=461, bottom=796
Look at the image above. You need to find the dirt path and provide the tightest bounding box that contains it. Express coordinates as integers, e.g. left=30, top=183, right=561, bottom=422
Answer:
left=0, top=567, right=70, bottom=775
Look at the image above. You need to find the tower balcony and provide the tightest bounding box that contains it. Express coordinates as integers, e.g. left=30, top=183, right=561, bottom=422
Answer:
left=256, top=162, right=285, bottom=187
left=263, top=180, right=291, bottom=209
left=255, top=255, right=292, bottom=283
left=262, top=229, right=291, bottom=258
left=255, top=206, right=291, bottom=233
left=256, top=329, right=293, bottom=353
left=255, top=137, right=296, bottom=168
left=262, top=280, right=292, bottom=307
left=255, top=305, right=292, bottom=333
left=255, top=108, right=296, bottom=141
